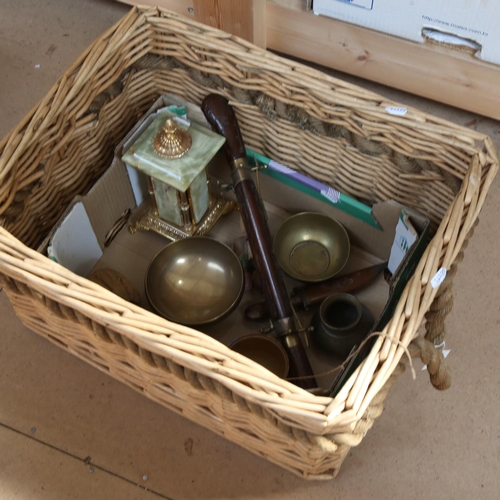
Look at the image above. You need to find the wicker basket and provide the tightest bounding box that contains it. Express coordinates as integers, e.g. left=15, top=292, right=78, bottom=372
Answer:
left=0, top=7, right=497, bottom=480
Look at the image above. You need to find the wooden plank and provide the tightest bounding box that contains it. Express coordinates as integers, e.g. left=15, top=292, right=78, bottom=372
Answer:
left=266, top=3, right=500, bottom=120
left=118, top=0, right=195, bottom=17
left=119, top=0, right=266, bottom=47
left=116, top=0, right=500, bottom=119
left=252, top=0, right=267, bottom=48
left=193, top=0, right=266, bottom=47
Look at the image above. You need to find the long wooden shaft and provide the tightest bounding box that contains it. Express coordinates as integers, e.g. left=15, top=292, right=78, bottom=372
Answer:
left=202, top=94, right=316, bottom=389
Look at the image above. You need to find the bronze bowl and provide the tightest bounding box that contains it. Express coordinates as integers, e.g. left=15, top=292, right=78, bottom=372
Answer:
left=273, top=212, right=350, bottom=282
left=230, top=334, right=289, bottom=378
left=145, top=237, right=245, bottom=326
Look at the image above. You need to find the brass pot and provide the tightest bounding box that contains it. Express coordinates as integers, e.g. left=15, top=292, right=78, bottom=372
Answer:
left=312, top=293, right=374, bottom=358
left=230, top=334, right=289, bottom=379
left=273, top=212, right=350, bottom=282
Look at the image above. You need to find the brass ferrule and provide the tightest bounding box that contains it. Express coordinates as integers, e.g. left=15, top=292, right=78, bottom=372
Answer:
left=231, top=157, right=252, bottom=185
left=231, top=157, right=248, bottom=170
left=273, top=317, right=296, bottom=339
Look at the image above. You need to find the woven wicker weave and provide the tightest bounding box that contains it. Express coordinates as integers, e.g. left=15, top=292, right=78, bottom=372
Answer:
left=0, top=7, right=497, bottom=480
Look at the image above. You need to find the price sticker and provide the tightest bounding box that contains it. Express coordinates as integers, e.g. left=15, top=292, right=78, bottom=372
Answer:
left=431, top=267, right=447, bottom=289
left=385, top=106, right=408, bottom=116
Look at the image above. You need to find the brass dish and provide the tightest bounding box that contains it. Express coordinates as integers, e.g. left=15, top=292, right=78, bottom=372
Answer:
left=145, top=237, right=245, bottom=326
left=273, top=212, right=350, bottom=282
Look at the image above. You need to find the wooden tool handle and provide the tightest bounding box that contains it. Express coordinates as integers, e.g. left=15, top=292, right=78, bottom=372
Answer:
left=245, top=262, right=387, bottom=321
left=202, top=93, right=317, bottom=390
left=201, top=94, right=246, bottom=163
left=233, top=178, right=290, bottom=320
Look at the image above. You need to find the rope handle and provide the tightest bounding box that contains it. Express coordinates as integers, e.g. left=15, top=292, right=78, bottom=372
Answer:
left=409, top=337, right=451, bottom=390
left=413, top=218, right=479, bottom=389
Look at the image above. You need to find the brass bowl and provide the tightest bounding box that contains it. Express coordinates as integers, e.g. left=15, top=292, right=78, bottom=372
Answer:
left=273, top=212, right=350, bottom=282
left=145, top=237, right=245, bottom=326
left=230, top=334, right=289, bottom=378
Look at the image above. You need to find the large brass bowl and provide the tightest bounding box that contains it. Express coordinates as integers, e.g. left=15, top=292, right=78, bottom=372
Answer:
left=273, top=212, right=350, bottom=282
left=145, top=237, right=245, bottom=326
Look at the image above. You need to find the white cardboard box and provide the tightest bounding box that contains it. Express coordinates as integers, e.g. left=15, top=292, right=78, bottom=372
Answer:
left=313, top=0, right=500, bottom=65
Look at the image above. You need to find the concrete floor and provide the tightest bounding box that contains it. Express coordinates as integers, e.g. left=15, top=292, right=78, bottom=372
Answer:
left=1, top=1, right=500, bottom=498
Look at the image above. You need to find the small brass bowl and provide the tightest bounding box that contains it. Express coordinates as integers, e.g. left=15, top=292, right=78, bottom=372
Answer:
left=273, top=212, right=350, bottom=282
left=145, top=237, right=244, bottom=326
left=230, top=334, right=289, bottom=379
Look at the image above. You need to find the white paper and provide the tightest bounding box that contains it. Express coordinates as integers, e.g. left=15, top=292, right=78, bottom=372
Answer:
left=47, top=202, right=102, bottom=277
left=125, top=164, right=149, bottom=206
left=388, top=212, right=418, bottom=274
left=320, top=187, right=341, bottom=204
left=269, top=160, right=295, bottom=175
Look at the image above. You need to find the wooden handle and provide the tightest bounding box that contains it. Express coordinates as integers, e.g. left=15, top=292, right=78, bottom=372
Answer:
left=296, top=261, right=387, bottom=308
left=201, top=94, right=246, bottom=163
left=245, top=262, right=387, bottom=321
left=286, top=339, right=317, bottom=387
left=233, top=179, right=291, bottom=320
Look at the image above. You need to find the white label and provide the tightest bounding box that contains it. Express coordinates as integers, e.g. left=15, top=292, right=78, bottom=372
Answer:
left=431, top=268, right=447, bottom=288
left=320, top=187, right=341, bottom=204
left=388, top=213, right=418, bottom=274
left=385, top=106, right=408, bottom=116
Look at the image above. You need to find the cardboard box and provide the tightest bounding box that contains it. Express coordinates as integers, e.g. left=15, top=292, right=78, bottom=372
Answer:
left=313, top=0, right=500, bottom=65
left=40, top=95, right=430, bottom=394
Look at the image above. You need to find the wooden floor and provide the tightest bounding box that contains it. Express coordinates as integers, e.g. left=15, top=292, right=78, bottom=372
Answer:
left=1, top=1, right=500, bottom=498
